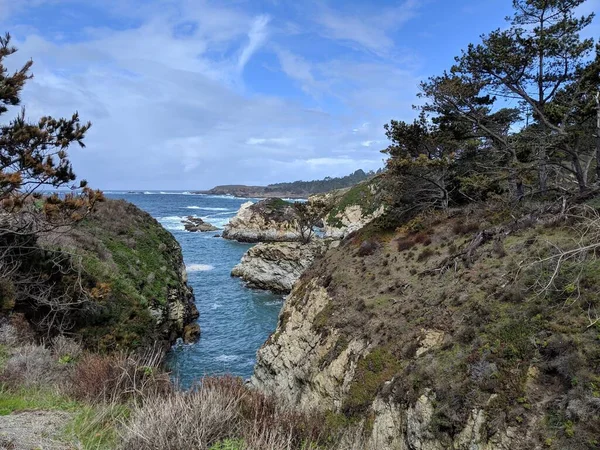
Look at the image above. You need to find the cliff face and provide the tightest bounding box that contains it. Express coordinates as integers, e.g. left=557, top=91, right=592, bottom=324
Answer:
left=223, top=198, right=300, bottom=243
left=231, top=240, right=337, bottom=293
left=252, top=205, right=600, bottom=449
left=18, top=199, right=200, bottom=351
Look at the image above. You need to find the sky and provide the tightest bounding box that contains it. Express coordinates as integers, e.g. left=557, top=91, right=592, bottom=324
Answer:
left=0, top=0, right=598, bottom=190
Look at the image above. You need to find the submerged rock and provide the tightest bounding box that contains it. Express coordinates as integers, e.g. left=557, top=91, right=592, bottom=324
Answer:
left=223, top=198, right=300, bottom=243
left=231, top=240, right=337, bottom=293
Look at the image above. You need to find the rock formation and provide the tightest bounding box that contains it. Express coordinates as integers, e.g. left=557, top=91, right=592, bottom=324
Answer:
left=181, top=216, right=219, bottom=232
left=231, top=240, right=338, bottom=293
left=223, top=198, right=300, bottom=243
left=311, top=177, right=388, bottom=239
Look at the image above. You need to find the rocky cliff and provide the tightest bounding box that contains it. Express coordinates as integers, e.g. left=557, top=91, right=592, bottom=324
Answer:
left=223, top=198, right=300, bottom=243
left=7, top=199, right=199, bottom=351
left=252, top=204, right=600, bottom=449
left=231, top=240, right=338, bottom=293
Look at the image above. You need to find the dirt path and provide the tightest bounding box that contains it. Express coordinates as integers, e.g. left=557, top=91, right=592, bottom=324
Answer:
left=0, top=410, right=74, bottom=450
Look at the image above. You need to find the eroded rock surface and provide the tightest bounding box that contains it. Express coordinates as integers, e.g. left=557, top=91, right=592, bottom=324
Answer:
left=231, top=240, right=336, bottom=293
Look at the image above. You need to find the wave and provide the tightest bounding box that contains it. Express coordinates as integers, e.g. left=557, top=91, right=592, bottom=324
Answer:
left=197, top=194, right=246, bottom=200
left=186, top=264, right=215, bottom=272
left=215, top=354, right=239, bottom=362
left=157, top=215, right=186, bottom=231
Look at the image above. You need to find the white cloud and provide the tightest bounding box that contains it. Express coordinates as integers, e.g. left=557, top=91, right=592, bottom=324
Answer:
left=0, top=0, right=426, bottom=189
left=314, top=0, right=421, bottom=56
left=237, top=14, right=270, bottom=72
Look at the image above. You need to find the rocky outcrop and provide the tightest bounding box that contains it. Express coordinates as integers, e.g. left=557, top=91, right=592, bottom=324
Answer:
left=231, top=240, right=337, bottom=293
left=311, top=177, right=388, bottom=239
left=223, top=198, right=300, bottom=243
left=181, top=216, right=219, bottom=232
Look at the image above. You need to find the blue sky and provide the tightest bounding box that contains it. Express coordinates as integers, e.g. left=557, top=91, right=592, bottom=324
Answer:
left=0, top=0, right=598, bottom=189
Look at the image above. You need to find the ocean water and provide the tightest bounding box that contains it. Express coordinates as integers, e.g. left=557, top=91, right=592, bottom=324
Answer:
left=104, top=191, right=283, bottom=386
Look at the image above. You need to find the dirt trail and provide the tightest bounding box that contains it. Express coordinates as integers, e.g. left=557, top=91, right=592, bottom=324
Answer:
left=0, top=411, right=74, bottom=450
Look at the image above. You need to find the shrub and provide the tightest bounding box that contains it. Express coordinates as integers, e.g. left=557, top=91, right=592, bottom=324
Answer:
left=397, top=237, right=416, bottom=252
left=51, top=336, right=83, bottom=362
left=0, top=344, right=65, bottom=387
left=69, top=347, right=170, bottom=403
left=417, top=248, right=435, bottom=262
left=452, top=221, right=479, bottom=235
left=120, top=376, right=245, bottom=450
left=357, top=240, right=378, bottom=257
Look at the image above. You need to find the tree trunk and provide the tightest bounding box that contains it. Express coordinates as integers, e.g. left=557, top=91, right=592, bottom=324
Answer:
left=538, top=147, right=548, bottom=193
left=573, top=154, right=587, bottom=192
left=596, top=91, right=600, bottom=182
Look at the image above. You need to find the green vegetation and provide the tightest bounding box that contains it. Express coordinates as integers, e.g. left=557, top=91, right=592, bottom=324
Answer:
left=0, top=385, right=79, bottom=416
left=344, top=348, right=401, bottom=416
left=209, top=439, right=245, bottom=450
left=267, top=169, right=378, bottom=195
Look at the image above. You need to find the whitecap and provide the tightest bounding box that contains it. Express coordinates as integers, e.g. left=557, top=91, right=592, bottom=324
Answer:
left=210, top=303, right=222, bottom=310
left=185, top=206, right=201, bottom=209
left=186, top=264, right=215, bottom=272
left=215, top=355, right=239, bottom=362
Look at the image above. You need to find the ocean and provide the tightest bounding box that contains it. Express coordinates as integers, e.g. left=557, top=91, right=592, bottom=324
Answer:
left=104, top=191, right=283, bottom=387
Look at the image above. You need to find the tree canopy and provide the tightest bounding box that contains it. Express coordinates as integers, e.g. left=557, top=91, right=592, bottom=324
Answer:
left=382, top=0, right=600, bottom=211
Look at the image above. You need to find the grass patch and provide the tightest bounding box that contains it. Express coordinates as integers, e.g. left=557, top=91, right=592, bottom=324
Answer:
left=209, top=439, right=245, bottom=450
left=0, top=385, right=79, bottom=416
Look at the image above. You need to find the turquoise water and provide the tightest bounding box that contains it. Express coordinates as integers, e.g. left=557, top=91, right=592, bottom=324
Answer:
left=105, top=191, right=283, bottom=386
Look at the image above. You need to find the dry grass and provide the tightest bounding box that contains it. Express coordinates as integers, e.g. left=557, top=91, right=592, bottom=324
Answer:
left=0, top=344, right=68, bottom=388
left=120, top=375, right=354, bottom=450
left=68, top=347, right=170, bottom=403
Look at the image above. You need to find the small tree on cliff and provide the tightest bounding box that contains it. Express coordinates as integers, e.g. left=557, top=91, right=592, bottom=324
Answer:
left=293, top=200, right=326, bottom=244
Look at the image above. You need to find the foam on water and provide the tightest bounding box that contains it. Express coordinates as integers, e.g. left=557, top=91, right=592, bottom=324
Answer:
left=186, top=264, right=215, bottom=272
left=215, top=355, right=239, bottom=362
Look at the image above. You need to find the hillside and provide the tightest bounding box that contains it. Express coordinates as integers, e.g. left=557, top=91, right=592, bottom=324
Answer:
left=198, top=169, right=377, bottom=198
left=252, top=199, right=600, bottom=449
left=2, top=199, right=199, bottom=351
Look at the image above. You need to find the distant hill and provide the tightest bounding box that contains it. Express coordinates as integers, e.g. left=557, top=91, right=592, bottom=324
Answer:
left=197, top=169, right=380, bottom=198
